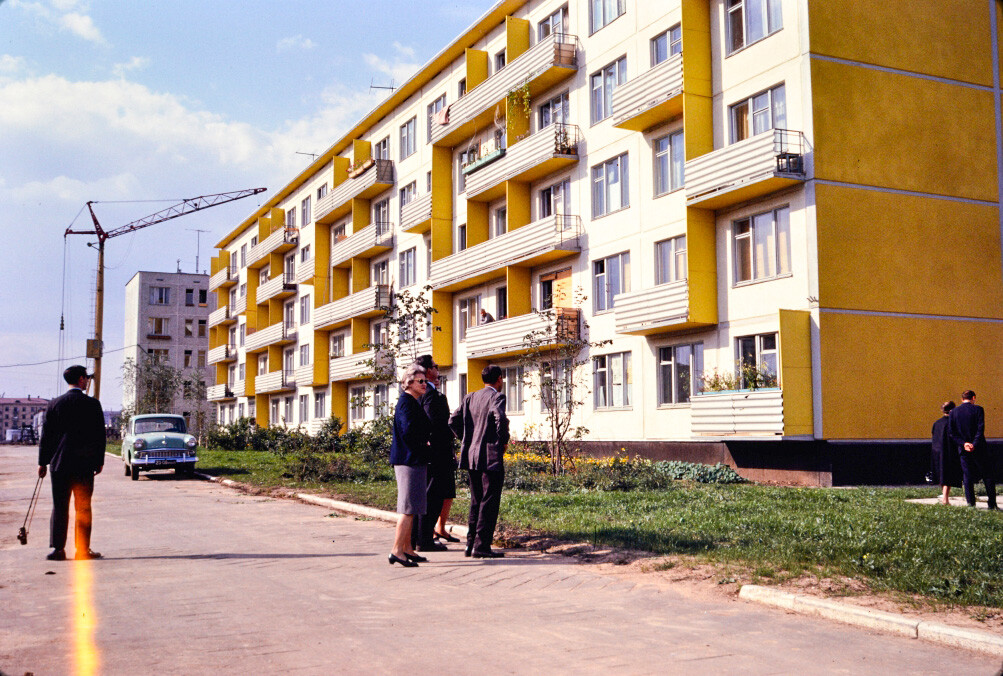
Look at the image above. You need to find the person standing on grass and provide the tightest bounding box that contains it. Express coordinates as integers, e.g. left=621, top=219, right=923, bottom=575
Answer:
left=930, top=400, right=960, bottom=505
left=413, top=354, right=459, bottom=551
left=449, top=364, right=508, bottom=558
left=948, top=390, right=998, bottom=510
left=388, top=363, right=432, bottom=567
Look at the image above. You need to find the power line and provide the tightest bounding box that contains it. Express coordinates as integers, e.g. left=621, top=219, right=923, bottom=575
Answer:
left=0, top=345, right=127, bottom=369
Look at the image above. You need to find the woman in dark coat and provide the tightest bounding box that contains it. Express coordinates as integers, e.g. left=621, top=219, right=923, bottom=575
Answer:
left=931, top=400, right=961, bottom=504
left=388, top=363, right=431, bottom=567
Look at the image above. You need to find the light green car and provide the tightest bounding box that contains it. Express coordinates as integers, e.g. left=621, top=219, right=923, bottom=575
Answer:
left=122, top=414, right=198, bottom=480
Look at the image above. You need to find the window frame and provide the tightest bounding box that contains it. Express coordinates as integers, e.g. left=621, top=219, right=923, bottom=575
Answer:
left=590, top=0, right=626, bottom=34
left=653, top=130, right=684, bottom=196
left=426, top=93, right=447, bottom=143
left=399, top=247, right=417, bottom=288
left=651, top=24, right=682, bottom=66
left=729, top=83, right=786, bottom=144
left=591, top=152, right=630, bottom=218
left=592, top=251, right=630, bottom=313
left=399, top=117, right=416, bottom=160
left=726, top=0, right=783, bottom=56
left=593, top=351, right=632, bottom=409
left=655, top=235, right=687, bottom=285
left=732, top=205, right=792, bottom=285
left=504, top=366, right=524, bottom=413
left=589, top=56, right=627, bottom=124
left=736, top=332, right=779, bottom=388
left=657, top=342, right=704, bottom=406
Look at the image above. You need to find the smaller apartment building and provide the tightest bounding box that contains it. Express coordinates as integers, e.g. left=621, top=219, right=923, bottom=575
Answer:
left=209, top=0, right=1003, bottom=484
left=1, top=397, right=48, bottom=441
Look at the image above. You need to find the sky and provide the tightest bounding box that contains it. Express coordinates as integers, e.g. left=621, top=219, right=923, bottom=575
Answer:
left=0, top=0, right=486, bottom=408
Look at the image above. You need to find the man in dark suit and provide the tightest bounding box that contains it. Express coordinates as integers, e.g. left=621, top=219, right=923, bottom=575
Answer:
left=948, top=389, right=997, bottom=510
left=449, top=364, right=509, bottom=558
left=414, top=355, right=457, bottom=552
left=38, top=364, right=106, bottom=560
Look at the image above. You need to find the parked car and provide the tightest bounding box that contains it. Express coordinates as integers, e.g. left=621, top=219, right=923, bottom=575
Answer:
left=122, top=414, right=198, bottom=480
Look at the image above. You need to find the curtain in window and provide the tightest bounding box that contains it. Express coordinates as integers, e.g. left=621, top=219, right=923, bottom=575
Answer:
left=776, top=207, right=791, bottom=274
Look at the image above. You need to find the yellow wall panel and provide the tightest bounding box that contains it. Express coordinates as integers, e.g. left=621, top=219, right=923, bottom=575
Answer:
left=685, top=207, right=717, bottom=325
left=432, top=290, right=454, bottom=367
left=466, top=49, right=488, bottom=90
left=811, top=59, right=998, bottom=201
left=466, top=200, right=489, bottom=247
left=815, top=184, right=1003, bottom=318
left=330, top=382, right=348, bottom=431
left=506, top=266, right=531, bottom=316
left=255, top=394, right=269, bottom=427
left=819, top=312, right=1003, bottom=439
left=506, top=16, right=530, bottom=61
left=506, top=181, right=531, bottom=231
left=778, top=309, right=814, bottom=437
left=808, top=0, right=992, bottom=87
left=352, top=139, right=371, bottom=165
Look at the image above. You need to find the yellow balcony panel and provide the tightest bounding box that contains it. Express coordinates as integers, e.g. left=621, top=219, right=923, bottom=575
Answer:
left=248, top=226, right=299, bottom=267
left=401, top=191, right=432, bottom=233
left=331, top=222, right=394, bottom=267
left=208, top=265, right=237, bottom=291
left=296, top=257, right=316, bottom=284
left=314, top=284, right=390, bottom=330
left=686, top=129, right=807, bottom=209
left=465, top=308, right=579, bottom=360
left=257, top=272, right=297, bottom=303
left=245, top=322, right=297, bottom=353
left=255, top=369, right=296, bottom=395
left=316, top=159, right=395, bottom=225
left=611, top=54, right=684, bottom=131
left=431, top=215, right=581, bottom=292
left=431, top=32, right=578, bottom=147
left=329, top=349, right=390, bottom=382
left=207, top=343, right=237, bottom=365
left=613, top=280, right=715, bottom=336
left=464, top=124, right=581, bottom=202
left=207, top=384, right=237, bottom=402
left=690, top=389, right=784, bottom=437
left=207, top=305, right=234, bottom=328
left=232, top=295, right=247, bottom=316
left=293, top=364, right=321, bottom=388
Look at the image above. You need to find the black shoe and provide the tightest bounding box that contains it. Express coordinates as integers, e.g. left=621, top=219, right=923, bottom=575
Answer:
left=472, top=549, right=505, bottom=559
left=416, top=541, right=448, bottom=552
left=404, top=552, right=427, bottom=563
left=464, top=545, right=473, bottom=557
left=46, top=549, right=66, bottom=561
left=434, top=531, right=460, bottom=543
left=388, top=553, right=418, bottom=567
left=989, top=505, right=999, bottom=511
left=75, top=550, right=101, bottom=560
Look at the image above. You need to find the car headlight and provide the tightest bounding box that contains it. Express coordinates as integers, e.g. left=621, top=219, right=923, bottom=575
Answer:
left=133, top=439, right=146, bottom=450
left=185, top=437, right=197, bottom=449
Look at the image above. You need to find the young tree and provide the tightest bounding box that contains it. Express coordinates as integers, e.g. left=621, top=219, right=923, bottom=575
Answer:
left=182, top=369, right=212, bottom=442
left=121, top=354, right=184, bottom=418
left=364, top=284, right=439, bottom=386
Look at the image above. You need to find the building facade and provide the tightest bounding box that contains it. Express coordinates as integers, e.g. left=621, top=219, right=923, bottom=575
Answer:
left=123, top=271, right=216, bottom=420
left=209, top=0, right=1003, bottom=484
left=2, top=397, right=48, bottom=442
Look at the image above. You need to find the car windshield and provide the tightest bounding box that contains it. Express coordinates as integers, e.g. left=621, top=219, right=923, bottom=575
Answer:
left=134, top=418, right=186, bottom=435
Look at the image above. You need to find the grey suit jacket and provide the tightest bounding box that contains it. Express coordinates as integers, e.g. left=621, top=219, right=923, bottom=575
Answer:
left=449, top=385, right=509, bottom=472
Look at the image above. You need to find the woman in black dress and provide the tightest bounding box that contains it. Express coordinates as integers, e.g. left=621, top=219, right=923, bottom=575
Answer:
left=931, top=400, right=960, bottom=505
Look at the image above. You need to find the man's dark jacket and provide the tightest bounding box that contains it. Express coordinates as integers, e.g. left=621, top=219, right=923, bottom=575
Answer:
left=38, top=388, right=106, bottom=475
left=420, top=383, right=455, bottom=474
left=448, top=386, right=509, bottom=472
left=949, top=401, right=987, bottom=451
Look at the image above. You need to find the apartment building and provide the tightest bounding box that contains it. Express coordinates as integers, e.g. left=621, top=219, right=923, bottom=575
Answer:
left=123, top=271, right=217, bottom=419
left=209, top=0, right=1003, bottom=484
left=2, top=397, right=48, bottom=441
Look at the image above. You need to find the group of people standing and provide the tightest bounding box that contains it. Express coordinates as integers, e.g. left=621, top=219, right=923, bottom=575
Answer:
left=388, top=356, right=509, bottom=567
left=930, top=390, right=998, bottom=510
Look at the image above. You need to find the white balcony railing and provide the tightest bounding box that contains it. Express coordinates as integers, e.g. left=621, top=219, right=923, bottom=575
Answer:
left=232, top=294, right=247, bottom=316
left=207, top=305, right=230, bottom=328
left=611, top=54, right=683, bottom=130
left=244, top=322, right=296, bottom=353
left=690, top=389, right=784, bottom=436
left=207, top=343, right=237, bottom=365
left=329, top=349, right=388, bottom=382
left=296, top=257, right=316, bottom=284
left=249, top=227, right=298, bottom=267
left=257, top=272, right=297, bottom=303
left=315, top=159, right=395, bottom=224
left=330, top=222, right=394, bottom=267
left=464, top=124, right=581, bottom=201
left=314, top=285, right=390, bottom=330
left=255, top=369, right=296, bottom=395
left=209, top=266, right=237, bottom=291
left=464, top=308, right=580, bottom=359
left=207, top=384, right=236, bottom=401
left=400, top=191, right=432, bottom=233
left=613, top=281, right=689, bottom=335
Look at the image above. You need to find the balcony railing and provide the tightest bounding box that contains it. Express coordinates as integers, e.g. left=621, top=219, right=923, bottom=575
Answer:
left=329, top=349, right=389, bottom=382
left=330, top=222, right=394, bottom=267
left=431, top=215, right=581, bottom=292
left=254, top=369, right=296, bottom=395
left=207, top=344, right=238, bottom=365
left=296, top=256, right=316, bottom=284
left=400, top=192, right=432, bottom=233
left=314, top=284, right=390, bottom=330
left=245, top=321, right=297, bottom=353
left=464, top=308, right=580, bottom=359
left=686, top=129, right=807, bottom=209
left=209, top=265, right=237, bottom=291
left=611, top=54, right=683, bottom=131
left=613, top=280, right=690, bottom=335
left=207, top=384, right=236, bottom=401
left=431, top=32, right=578, bottom=147
left=207, top=305, right=232, bottom=328
left=232, top=294, right=247, bottom=316
left=690, top=389, right=784, bottom=436
left=249, top=227, right=298, bottom=267
left=315, top=159, right=395, bottom=225
left=257, top=271, right=297, bottom=303
left=464, top=124, right=581, bottom=202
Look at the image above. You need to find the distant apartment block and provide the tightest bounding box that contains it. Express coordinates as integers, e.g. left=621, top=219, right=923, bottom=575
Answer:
left=2, top=396, right=48, bottom=440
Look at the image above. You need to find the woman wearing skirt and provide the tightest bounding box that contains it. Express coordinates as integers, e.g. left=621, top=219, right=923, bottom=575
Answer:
left=931, top=400, right=961, bottom=505
left=388, top=363, right=431, bottom=567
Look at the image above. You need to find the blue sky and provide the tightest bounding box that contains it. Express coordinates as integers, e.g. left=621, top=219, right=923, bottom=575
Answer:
left=0, top=0, right=485, bottom=407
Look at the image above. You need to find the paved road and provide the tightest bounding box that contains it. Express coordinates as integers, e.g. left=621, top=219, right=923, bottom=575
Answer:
left=1, top=444, right=998, bottom=675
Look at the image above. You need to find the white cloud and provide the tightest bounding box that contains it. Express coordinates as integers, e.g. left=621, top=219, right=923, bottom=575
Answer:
left=58, top=11, right=105, bottom=44
left=391, top=42, right=416, bottom=60
left=10, top=0, right=108, bottom=46
left=362, top=49, right=419, bottom=87
left=276, top=34, right=316, bottom=53
left=112, top=56, right=149, bottom=78
left=0, top=55, right=26, bottom=75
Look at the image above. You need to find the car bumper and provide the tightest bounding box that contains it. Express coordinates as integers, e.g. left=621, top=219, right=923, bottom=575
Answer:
left=131, top=456, right=198, bottom=468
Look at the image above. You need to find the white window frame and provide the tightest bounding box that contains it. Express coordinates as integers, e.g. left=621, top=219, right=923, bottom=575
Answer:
left=657, top=343, right=704, bottom=406
left=538, top=91, right=570, bottom=131
left=301, top=196, right=312, bottom=226
left=399, top=247, right=417, bottom=287
left=727, top=0, right=783, bottom=55
left=593, top=251, right=630, bottom=313
left=737, top=333, right=779, bottom=388
left=591, top=153, right=629, bottom=217
left=458, top=295, right=480, bottom=341
left=299, top=343, right=310, bottom=367
left=299, top=294, right=311, bottom=324
left=314, top=392, right=326, bottom=420
left=729, top=84, right=786, bottom=144
left=148, top=286, right=170, bottom=305
left=655, top=236, right=687, bottom=285
left=733, top=206, right=791, bottom=284
left=651, top=24, right=682, bottom=66
left=330, top=334, right=345, bottom=358
left=504, top=366, right=524, bottom=413
left=538, top=5, right=568, bottom=39
left=399, top=117, right=416, bottom=160
left=654, top=130, right=684, bottom=196
left=593, top=351, right=632, bottom=409
left=590, top=56, right=627, bottom=124
left=590, top=0, right=625, bottom=34
left=427, top=93, right=447, bottom=142
left=374, top=136, right=390, bottom=160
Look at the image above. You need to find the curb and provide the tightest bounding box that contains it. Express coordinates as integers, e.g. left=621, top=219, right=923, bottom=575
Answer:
left=739, top=585, right=1003, bottom=656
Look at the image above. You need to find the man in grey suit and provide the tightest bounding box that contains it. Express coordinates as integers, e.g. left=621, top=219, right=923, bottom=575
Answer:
left=449, top=364, right=509, bottom=558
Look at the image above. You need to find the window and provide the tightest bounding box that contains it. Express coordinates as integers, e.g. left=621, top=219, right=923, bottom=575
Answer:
left=300, top=244, right=311, bottom=264
left=185, top=319, right=194, bottom=337
left=374, top=198, right=391, bottom=234
left=737, top=333, right=779, bottom=388
left=229, top=326, right=237, bottom=347
left=283, top=348, right=295, bottom=375
left=259, top=267, right=270, bottom=285
left=504, top=366, right=524, bottom=412
left=590, top=57, right=627, bottom=123
left=314, top=392, right=326, bottom=419
left=148, top=317, right=169, bottom=336
left=730, top=84, right=786, bottom=143
left=458, top=78, right=467, bottom=98
left=496, top=286, right=508, bottom=319
left=591, top=0, right=625, bottom=33
left=538, top=91, right=570, bottom=130
left=652, top=24, right=682, bottom=65
left=654, top=131, right=684, bottom=196
left=284, top=396, right=294, bottom=423
left=250, top=236, right=258, bottom=247
left=286, top=207, right=297, bottom=230
left=149, top=286, right=170, bottom=305
left=456, top=223, right=467, bottom=252
left=371, top=320, right=389, bottom=347
left=540, top=179, right=571, bottom=219
left=458, top=295, right=480, bottom=340
left=240, top=244, right=248, bottom=267
left=494, top=49, right=506, bottom=72
left=399, top=181, right=416, bottom=223
left=427, top=93, right=446, bottom=143
left=239, top=324, right=245, bottom=346
left=330, top=334, right=345, bottom=358
left=299, top=344, right=310, bottom=366
left=591, top=153, right=629, bottom=217
left=658, top=343, right=703, bottom=405
left=185, top=289, right=195, bottom=306
left=299, top=394, right=309, bottom=423
left=399, top=117, right=416, bottom=160
left=197, top=350, right=207, bottom=368
left=374, top=136, right=390, bottom=160
left=270, top=399, right=279, bottom=424
left=229, top=288, right=237, bottom=306
left=258, top=354, right=268, bottom=375
left=374, top=384, right=389, bottom=417
left=399, top=247, right=416, bottom=287
left=457, top=150, right=472, bottom=193
left=301, top=196, right=312, bottom=225
left=733, top=206, right=791, bottom=283
left=317, top=183, right=328, bottom=200
left=593, top=252, right=630, bottom=312
left=491, top=207, right=506, bottom=239
left=199, top=289, right=207, bottom=306
left=594, top=351, right=632, bottom=408
left=238, top=403, right=244, bottom=419
left=238, top=362, right=245, bottom=381
left=350, top=386, right=366, bottom=422
left=539, top=5, right=568, bottom=38
left=239, top=282, right=247, bottom=298
left=541, top=358, right=573, bottom=411
left=655, top=236, right=687, bottom=285
left=230, top=251, right=237, bottom=269
left=284, top=300, right=296, bottom=329
left=284, top=253, right=296, bottom=280
left=372, top=259, right=389, bottom=286
left=184, top=350, right=193, bottom=368
left=727, top=0, right=782, bottom=54
left=197, top=320, right=206, bottom=337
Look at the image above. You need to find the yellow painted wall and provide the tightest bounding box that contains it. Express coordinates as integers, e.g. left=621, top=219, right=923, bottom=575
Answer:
left=466, top=49, right=488, bottom=90
left=506, top=16, right=530, bottom=61
left=819, top=312, right=1003, bottom=439
left=331, top=156, right=350, bottom=191
left=313, top=224, right=331, bottom=306
left=506, top=266, right=531, bottom=316
left=778, top=310, right=813, bottom=436
left=432, top=290, right=453, bottom=367
left=350, top=258, right=369, bottom=293
left=352, top=139, right=371, bottom=165
left=506, top=181, right=531, bottom=230
left=330, top=382, right=348, bottom=431
left=255, top=393, right=269, bottom=427
left=685, top=207, right=717, bottom=325
left=430, top=146, right=454, bottom=263
left=331, top=267, right=349, bottom=301
left=466, top=201, right=489, bottom=247
left=313, top=329, right=329, bottom=386
left=808, top=0, right=992, bottom=87
left=811, top=59, right=997, bottom=202
left=815, top=184, right=1003, bottom=318
left=681, top=0, right=712, bottom=161
left=245, top=272, right=259, bottom=331
left=351, top=198, right=370, bottom=235
left=351, top=317, right=369, bottom=353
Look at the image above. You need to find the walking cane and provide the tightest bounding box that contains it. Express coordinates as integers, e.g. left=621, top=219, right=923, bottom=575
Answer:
left=17, top=475, right=43, bottom=545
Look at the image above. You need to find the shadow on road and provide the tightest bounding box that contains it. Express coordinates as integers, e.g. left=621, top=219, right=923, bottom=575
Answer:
left=102, top=552, right=374, bottom=561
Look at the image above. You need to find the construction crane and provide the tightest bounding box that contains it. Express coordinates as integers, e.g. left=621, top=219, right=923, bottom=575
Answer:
left=64, top=188, right=266, bottom=401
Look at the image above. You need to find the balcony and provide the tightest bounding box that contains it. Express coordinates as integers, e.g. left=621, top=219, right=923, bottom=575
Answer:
left=464, top=124, right=581, bottom=202
left=614, top=280, right=705, bottom=335
left=431, top=215, right=581, bottom=292
left=315, top=159, right=395, bottom=225
left=329, top=349, right=389, bottom=382
left=255, top=369, right=296, bottom=395
left=207, top=344, right=237, bottom=365
left=331, top=222, right=394, bottom=267
left=207, top=384, right=236, bottom=402
left=686, top=129, right=807, bottom=209
left=232, top=380, right=245, bottom=398
left=464, top=308, right=580, bottom=360
left=296, top=257, right=316, bottom=284
left=431, top=32, right=578, bottom=147
left=248, top=227, right=298, bottom=268
left=690, top=389, right=784, bottom=437
left=245, top=322, right=297, bottom=353
left=401, top=191, right=432, bottom=234
left=257, top=272, right=297, bottom=303
left=232, top=294, right=247, bottom=316
left=611, top=54, right=683, bottom=131
left=314, top=285, right=390, bottom=330
left=294, top=364, right=316, bottom=388
left=208, top=266, right=237, bottom=291
left=207, top=305, right=234, bottom=328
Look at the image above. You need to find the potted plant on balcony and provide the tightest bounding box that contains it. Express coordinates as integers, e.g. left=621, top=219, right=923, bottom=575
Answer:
left=505, top=80, right=531, bottom=134
left=699, top=362, right=778, bottom=393
left=554, top=124, right=575, bottom=155
left=346, top=157, right=375, bottom=179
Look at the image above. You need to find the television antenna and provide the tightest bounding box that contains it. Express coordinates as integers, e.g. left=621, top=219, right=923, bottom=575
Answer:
left=186, top=228, right=210, bottom=273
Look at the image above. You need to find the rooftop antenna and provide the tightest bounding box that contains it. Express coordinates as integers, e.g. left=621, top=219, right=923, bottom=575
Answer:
left=295, top=152, right=318, bottom=160
left=369, top=77, right=396, bottom=93
left=186, top=227, right=210, bottom=273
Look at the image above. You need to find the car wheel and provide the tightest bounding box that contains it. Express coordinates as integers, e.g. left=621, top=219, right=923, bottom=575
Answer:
left=124, top=463, right=130, bottom=476
left=131, top=463, right=139, bottom=481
